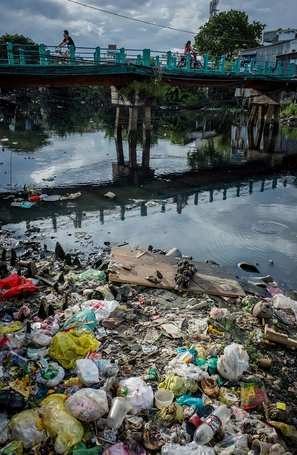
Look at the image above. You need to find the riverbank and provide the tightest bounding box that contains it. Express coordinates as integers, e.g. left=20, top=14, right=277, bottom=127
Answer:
left=0, top=234, right=297, bottom=455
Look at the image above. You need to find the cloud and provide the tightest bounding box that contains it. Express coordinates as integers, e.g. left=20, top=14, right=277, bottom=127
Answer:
left=0, top=0, right=296, bottom=54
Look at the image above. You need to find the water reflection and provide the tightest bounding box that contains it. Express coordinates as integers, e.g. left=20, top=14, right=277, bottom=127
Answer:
left=1, top=99, right=297, bottom=291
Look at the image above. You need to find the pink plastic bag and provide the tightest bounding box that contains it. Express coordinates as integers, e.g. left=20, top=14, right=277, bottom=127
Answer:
left=0, top=274, right=38, bottom=301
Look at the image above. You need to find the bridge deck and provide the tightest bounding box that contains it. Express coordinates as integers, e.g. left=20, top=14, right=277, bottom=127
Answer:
left=0, top=43, right=297, bottom=90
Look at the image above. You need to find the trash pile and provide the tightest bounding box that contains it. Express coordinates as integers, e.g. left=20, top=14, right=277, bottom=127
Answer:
left=0, top=233, right=297, bottom=455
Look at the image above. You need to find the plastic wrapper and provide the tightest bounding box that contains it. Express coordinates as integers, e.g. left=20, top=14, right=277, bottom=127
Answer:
left=161, top=442, right=215, bottom=455
left=81, top=299, right=119, bottom=322
left=76, top=358, right=99, bottom=385
left=49, top=329, right=99, bottom=369
left=118, top=377, right=153, bottom=414
left=65, top=388, right=109, bottom=422
left=217, top=343, right=249, bottom=381
left=63, top=310, right=97, bottom=332
left=0, top=273, right=38, bottom=300
left=241, top=382, right=268, bottom=410
left=1, top=440, right=24, bottom=455
left=9, top=409, right=46, bottom=448
left=39, top=394, right=84, bottom=454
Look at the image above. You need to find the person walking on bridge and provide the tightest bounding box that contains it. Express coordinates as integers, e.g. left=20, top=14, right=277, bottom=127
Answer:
left=184, top=40, right=198, bottom=68
left=57, top=30, right=75, bottom=56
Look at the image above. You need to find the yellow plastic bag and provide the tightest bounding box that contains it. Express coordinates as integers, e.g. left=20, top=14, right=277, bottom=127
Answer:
left=39, top=394, right=84, bottom=454
left=158, top=374, right=188, bottom=397
left=0, top=321, right=23, bottom=335
left=49, top=329, right=99, bottom=369
left=9, top=409, right=46, bottom=449
left=268, top=421, right=297, bottom=439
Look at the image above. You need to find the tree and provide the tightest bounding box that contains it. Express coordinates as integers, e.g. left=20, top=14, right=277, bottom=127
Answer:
left=194, top=10, right=266, bottom=58
left=0, top=33, right=38, bottom=64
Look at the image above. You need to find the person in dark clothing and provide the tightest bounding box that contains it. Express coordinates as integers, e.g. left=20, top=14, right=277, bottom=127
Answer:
left=57, top=30, right=75, bottom=56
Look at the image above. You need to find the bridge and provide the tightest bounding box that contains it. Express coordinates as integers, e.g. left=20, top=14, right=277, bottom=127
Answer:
left=0, top=43, right=297, bottom=90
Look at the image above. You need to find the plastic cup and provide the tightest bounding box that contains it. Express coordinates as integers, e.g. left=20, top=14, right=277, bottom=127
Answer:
left=106, top=397, right=129, bottom=429
left=252, top=440, right=272, bottom=455
left=155, top=389, right=174, bottom=409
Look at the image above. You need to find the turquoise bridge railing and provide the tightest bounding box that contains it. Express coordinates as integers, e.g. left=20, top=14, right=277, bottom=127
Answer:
left=0, top=42, right=296, bottom=79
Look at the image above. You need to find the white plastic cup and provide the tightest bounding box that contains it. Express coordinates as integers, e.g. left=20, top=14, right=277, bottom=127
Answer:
left=155, top=389, right=174, bottom=409
left=107, top=397, right=129, bottom=429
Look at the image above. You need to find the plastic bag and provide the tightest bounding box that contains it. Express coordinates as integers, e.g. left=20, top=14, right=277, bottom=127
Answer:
left=0, top=390, right=25, bottom=411
left=161, top=442, right=215, bottom=455
left=217, top=343, right=249, bottom=381
left=96, top=359, right=119, bottom=379
left=0, top=273, right=38, bottom=301
left=118, top=377, right=153, bottom=415
left=81, top=300, right=119, bottom=322
left=30, top=329, right=52, bottom=347
left=0, top=412, right=11, bottom=444
left=39, top=394, right=84, bottom=454
left=102, top=444, right=128, bottom=455
left=75, top=269, right=106, bottom=283
left=35, top=362, right=65, bottom=387
left=176, top=394, right=204, bottom=410
left=65, top=388, right=109, bottom=422
left=166, top=358, right=209, bottom=382
left=63, top=310, right=97, bottom=332
left=76, top=359, right=99, bottom=385
left=0, top=321, right=24, bottom=335
left=49, top=329, right=99, bottom=369
left=9, top=409, right=46, bottom=448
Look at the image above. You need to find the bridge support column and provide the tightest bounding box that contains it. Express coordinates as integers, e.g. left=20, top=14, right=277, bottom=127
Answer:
left=142, top=106, right=151, bottom=168
left=128, top=107, right=138, bottom=168
left=115, top=107, right=125, bottom=165
left=247, top=90, right=283, bottom=152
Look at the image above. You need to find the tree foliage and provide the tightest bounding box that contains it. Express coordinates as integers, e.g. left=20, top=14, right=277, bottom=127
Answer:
left=0, top=33, right=38, bottom=64
left=194, top=10, right=266, bottom=58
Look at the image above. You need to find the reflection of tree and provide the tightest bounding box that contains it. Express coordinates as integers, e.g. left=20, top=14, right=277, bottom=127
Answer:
left=0, top=103, right=51, bottom=152
left=187, top=137, right=231, bottom=169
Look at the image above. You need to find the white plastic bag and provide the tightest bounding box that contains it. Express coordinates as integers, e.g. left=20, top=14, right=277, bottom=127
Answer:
left=80, top=299, right=119, bottom=321
left=166, top=358, right=209, bottom=382
left=162, top=442, right=215, bottom=455
left=76, top=359, right=99, bottom=385
left=217, top=343, right=249, bottom=381
left=118, top=377, right=153, bottom=415
left=0, top=412, right=11, bottom=444
left=65, top=388, right=109, bottom=422
left=35, top=362, right=65, bottom=388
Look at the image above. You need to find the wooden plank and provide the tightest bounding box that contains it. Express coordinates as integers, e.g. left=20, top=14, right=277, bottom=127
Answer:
left=109, top=247, right=245, bottom=297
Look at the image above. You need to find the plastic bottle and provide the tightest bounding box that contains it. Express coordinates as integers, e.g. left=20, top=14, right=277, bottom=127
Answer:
left=193, top=404, right=231, bottom=445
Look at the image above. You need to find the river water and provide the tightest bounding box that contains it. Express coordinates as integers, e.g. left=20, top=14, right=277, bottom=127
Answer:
left=0, top=98, right=297, bottom=292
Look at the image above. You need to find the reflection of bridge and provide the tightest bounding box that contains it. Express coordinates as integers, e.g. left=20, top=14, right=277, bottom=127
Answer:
left=1, top=175, right=294, bottom=228
left=1, top=43, right=297, bottom=90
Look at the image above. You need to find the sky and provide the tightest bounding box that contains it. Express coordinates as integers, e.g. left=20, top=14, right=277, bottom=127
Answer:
left=1, top=0, right=296, bottom=56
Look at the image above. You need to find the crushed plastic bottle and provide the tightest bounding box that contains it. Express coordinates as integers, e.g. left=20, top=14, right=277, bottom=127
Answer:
left=193, top=405, right=231, bottom=445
